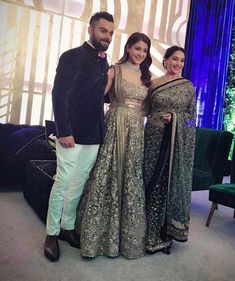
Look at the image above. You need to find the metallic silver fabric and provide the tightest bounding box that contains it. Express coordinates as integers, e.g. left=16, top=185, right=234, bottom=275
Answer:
left=76, top=64, right=148, bottom=259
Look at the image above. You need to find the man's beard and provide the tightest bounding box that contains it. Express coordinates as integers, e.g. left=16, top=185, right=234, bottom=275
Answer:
left=91, top=37, right=109, bottom=52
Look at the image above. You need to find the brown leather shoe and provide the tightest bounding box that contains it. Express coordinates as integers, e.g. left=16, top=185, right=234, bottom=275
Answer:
left=44, top=235, right=60, bottom=262
left=58, top=229, right=80, bottom=248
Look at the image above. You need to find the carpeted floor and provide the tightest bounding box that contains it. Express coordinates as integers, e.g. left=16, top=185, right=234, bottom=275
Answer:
left=0, top=187, right=234, bottom=281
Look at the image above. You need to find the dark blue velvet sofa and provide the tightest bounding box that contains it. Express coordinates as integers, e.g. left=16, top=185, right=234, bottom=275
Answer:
left=0, top=123, right=56, bottom=186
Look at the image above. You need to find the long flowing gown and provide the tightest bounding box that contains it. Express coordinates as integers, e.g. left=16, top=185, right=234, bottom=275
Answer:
left=76, top=64, right=148, bottom=259
left=143, top=78, right=196, bottom=253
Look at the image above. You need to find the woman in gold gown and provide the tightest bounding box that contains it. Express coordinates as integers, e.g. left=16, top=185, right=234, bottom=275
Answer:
left=76, top=32, right=152, bottom=259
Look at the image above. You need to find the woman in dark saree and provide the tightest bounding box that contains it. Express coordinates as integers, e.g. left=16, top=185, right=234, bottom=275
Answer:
left=143, top=46, right=196, bottom=254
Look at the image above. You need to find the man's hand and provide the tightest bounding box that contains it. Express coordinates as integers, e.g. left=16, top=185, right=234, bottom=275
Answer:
left=58, top=136, right=75, bottom=148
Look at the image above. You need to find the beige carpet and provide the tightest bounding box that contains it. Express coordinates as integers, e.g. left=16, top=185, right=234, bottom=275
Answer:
left=0, top=188, right=234, bottom=281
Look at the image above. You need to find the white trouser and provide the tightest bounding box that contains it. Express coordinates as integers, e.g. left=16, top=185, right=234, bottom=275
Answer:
left=46, top=140, right=99, bottom=235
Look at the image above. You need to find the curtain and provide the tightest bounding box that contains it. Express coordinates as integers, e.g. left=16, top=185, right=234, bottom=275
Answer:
left=183, top=0, right=235, bottom=129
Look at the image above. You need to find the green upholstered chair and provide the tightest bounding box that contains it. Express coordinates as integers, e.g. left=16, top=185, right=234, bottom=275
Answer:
left=192, top=128, right=233, bottom=191
left=205, top=145, right=235, bottom=227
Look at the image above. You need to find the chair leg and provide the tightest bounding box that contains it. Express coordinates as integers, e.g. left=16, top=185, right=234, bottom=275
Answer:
left=206, top=202, right=217, bottom=227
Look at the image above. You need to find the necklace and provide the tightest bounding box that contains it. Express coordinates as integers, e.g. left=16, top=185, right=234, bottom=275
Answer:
left=125, top=61, right=140, bottom=73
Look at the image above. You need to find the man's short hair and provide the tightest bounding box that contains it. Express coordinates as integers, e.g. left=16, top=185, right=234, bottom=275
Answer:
left=89, top=11, right=114, bottom=27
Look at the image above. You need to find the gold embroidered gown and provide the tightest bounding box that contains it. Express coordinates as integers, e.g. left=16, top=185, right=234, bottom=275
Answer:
left=76, top=64, right=148, bottom=259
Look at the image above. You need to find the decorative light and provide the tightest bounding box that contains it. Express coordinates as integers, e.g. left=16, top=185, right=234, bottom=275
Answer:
left=224, top=21, right=235, bottom=159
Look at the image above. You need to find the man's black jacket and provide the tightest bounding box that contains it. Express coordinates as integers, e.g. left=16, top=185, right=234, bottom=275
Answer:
left=52, top=42, right=109, bottom=144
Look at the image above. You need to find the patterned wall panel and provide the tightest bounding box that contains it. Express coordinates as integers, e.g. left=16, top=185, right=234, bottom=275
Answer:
left=0, top=0, right=191, bottom=124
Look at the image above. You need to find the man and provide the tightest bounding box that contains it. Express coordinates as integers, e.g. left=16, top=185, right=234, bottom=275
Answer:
left=44, top=11, right=114, bottom=262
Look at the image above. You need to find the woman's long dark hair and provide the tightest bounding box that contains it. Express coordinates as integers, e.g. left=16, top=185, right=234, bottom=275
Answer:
left=118, top=32, right=152, bottom=87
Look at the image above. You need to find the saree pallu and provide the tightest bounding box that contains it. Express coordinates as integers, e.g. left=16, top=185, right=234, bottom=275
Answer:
left=143, top=78, right=196, bottom=252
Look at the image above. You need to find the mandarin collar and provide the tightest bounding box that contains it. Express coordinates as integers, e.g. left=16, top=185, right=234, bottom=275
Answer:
left=83, top=41, right=107, bottom=60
